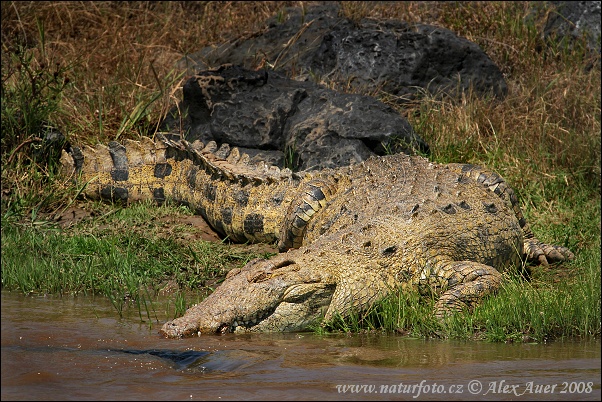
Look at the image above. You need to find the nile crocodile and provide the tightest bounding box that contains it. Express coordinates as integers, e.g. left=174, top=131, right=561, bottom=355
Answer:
left=59, top=136, right=574, bottom=337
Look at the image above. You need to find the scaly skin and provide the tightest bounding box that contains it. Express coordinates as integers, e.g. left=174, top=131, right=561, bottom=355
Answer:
left=59, top=135, right=574, bottom=337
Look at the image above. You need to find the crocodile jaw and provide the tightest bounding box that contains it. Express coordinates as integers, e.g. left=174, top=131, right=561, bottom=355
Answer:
left=233, top=283, right=336, bottom=333
left=159, top=258, right=334, bottom=337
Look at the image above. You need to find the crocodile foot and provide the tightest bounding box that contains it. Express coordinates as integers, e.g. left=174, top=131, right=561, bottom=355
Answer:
left=433, top=260, right=503, bottom=319
left=524, top=237, right=575, bottom=266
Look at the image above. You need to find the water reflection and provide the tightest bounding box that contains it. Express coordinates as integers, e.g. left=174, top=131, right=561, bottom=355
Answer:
left=1, top=291, right=600, bottom=401
left=114, top=349, right=212, bottom=371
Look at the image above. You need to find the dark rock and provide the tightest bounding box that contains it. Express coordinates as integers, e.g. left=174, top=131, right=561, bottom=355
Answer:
left=159, top=64, right=428, bottom=171
left=543, top=1, right=601, bottom=55
left=179, top=4, right=339, bottom=77
left=308, top=18, right=508, bottom=101
left=180, top=3, right=507, bottom=101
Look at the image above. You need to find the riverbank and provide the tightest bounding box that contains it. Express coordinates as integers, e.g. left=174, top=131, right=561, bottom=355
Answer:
left=1, top=2, right=600, bottom=342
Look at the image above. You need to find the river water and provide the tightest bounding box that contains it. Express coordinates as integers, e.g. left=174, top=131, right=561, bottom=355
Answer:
left=1, top=291, right=600, bottom=401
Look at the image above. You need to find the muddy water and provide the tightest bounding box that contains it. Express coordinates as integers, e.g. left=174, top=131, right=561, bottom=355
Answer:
left=1, top=291, right=600, bottom=401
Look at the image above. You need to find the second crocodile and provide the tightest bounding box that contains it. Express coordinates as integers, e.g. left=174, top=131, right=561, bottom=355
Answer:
left=59, top=136, right=574, bottom=337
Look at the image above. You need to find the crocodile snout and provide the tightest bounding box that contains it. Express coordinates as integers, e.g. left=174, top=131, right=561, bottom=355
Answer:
left=160, top=318, right=202, bottom=338
left=159, top=250, right=334, bottom=337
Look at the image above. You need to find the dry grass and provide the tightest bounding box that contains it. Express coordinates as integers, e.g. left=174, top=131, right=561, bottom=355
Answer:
left=340, top=2, right=600, bottom=171
left=1, top=1, right=301, bottom=145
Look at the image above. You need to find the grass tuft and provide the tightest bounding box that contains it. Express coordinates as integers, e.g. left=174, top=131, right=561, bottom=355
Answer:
left=1, top=201, right=271, bottom=320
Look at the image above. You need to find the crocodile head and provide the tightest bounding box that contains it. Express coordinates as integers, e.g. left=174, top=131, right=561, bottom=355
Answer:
left=160, top=251, right=340, bottom=337
left=159, top=218, right=412, bottom=338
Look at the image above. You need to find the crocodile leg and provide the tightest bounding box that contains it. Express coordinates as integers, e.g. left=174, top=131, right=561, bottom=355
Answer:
left=430, top=260, right=503, bottom=319
left=322, top=266, right=394, bottom=323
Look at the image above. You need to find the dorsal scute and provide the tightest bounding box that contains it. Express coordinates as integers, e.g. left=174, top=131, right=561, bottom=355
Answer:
left=155, top=135, right=295, bottom=186
left=123, top=139, right=151, bottom=167
left=89, top=143, right=112, bottom=173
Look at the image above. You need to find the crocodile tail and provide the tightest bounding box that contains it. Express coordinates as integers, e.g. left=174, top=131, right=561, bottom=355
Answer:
left=277, top=177, right=338, bottom=252
left=60, top=136, right=169, bottom=203
left=58, top=135, right=301, bottom=243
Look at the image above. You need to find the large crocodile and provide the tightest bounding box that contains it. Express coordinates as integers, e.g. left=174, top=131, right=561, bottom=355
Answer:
left=59, top=135, right=574, bottom=337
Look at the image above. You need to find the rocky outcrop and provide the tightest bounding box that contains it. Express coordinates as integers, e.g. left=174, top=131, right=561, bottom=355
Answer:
left=159, top=64, right=428, bottom=172
left=544, top=1, right=601, bottom=56
left=160, top=4, right=513, bottom=171
left=179, top=3, right=508, bottom=101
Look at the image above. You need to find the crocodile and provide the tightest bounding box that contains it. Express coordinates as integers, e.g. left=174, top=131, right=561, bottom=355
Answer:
left=59, top=135, right=574, bottom=337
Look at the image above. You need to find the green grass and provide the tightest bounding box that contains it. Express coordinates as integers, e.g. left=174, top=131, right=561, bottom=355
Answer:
left=1, top=201, right=271, bottom=320
left=1, top=1, right=600, bottom=341
left=324, top=246, right=600, bottom=342
left=1, top=22, right=71, bottom=159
